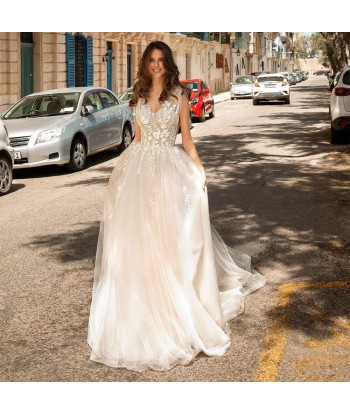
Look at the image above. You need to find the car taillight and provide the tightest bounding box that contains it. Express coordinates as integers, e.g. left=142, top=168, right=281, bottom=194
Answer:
left=254, top=81, right=260, bottom=87
left=334, top=87, right=350, bottom=96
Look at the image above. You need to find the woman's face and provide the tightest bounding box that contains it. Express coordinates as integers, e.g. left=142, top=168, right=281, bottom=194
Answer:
left=147, top=48, right=166, bottom=80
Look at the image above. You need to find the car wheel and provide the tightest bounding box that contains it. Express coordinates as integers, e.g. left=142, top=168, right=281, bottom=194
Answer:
left=119, top=125, right=133, bottom=152
left=285, top=96, right=290, bottom=104
left=208, top=104, right=215, bottom=119
left=0, top=155, right=13, bottom=196
left=330, top=125, right=347, bottom=144
left=198, top=106, right=206, bottom=122
left=66, top=137, right=87, bottom=172
left=231, top=97, right=236, bottom=100
left=253, top=99, right=259, bottom=106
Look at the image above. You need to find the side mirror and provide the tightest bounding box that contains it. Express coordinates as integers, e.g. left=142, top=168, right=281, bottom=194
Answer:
left=82, top=105, right=94, bottom=116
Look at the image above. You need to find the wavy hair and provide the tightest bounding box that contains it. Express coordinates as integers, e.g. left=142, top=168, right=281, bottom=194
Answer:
left=129, top=41, right=190, bottom=107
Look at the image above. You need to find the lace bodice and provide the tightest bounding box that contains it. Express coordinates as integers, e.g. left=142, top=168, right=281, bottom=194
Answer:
left=135, top=87, right=182, bottom=147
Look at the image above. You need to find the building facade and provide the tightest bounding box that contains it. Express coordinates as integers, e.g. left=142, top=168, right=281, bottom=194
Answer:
left=0, top=32, right=293, bottom=113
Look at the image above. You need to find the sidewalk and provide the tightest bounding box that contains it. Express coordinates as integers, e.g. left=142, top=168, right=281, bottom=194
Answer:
left=213, top=90, right=231, bottom=104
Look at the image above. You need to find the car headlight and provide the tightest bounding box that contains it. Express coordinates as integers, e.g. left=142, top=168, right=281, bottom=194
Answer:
left=36, top=127, right=65, bottom=144
left=191, top=98, right=198, bottom=105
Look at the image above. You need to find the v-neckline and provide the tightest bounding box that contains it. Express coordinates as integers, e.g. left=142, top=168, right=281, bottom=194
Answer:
left=147, top=100, right=164, bottom=115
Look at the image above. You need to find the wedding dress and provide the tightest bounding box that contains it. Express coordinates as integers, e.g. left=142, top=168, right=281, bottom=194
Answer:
left=87, top=87, right=266, bottom=371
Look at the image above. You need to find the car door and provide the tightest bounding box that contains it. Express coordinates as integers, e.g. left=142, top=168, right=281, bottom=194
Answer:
left=201, top=81, right=212, bottom=113
left=82, top=91, right=110, bottom=151
left=98, top=90, right=123, bottom=145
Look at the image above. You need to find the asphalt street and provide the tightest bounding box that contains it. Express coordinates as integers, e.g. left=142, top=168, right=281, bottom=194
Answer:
left=0, top=75, right=349, bottom=382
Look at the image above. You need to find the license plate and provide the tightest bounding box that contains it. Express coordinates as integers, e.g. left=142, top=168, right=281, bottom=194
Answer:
left=14, top=151, right=22, bottom=159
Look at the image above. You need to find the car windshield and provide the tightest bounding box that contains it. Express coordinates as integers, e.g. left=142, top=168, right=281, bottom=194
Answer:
left=258, top=76, right=284, bottom=82
left=3, top=92, right=81, bottom=119
left=234, top=77, right=254, bottom=85
left=183, top=82, right=199, bottom=92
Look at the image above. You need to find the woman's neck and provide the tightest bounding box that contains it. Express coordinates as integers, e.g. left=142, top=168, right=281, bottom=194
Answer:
left=151, top=78, right=163, bottom=94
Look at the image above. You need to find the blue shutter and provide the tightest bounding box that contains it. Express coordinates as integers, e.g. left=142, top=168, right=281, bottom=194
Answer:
left=65, top=33, right=75, bottom=87
left=87, top=36, right=94, bottom=86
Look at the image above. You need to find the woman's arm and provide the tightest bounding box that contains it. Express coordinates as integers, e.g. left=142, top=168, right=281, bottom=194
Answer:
left=132, top=106, right=141, bottom=142
left=179, top=93, right=206, bottom=188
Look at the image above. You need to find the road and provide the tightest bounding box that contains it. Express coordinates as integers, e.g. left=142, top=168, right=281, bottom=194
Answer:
left=0, top=76, right=349, bottom=382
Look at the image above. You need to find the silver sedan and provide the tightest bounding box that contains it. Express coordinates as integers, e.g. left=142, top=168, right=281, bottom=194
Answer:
left=1, top=87, right=134, bottom=171
left=0, top=119, right=14, bottom=195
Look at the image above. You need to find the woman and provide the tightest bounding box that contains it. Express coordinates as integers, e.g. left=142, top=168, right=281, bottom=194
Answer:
left=87, top=41, right=266, bottom=372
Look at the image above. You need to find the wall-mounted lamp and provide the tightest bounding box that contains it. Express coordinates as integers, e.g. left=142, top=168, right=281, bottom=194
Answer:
left=235, top=48, right=241, bottom=57
left=102, top=52, right=109, bottom=63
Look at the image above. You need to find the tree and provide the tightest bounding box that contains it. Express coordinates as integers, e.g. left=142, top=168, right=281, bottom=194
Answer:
left=309, top=32, right=349, bottom=72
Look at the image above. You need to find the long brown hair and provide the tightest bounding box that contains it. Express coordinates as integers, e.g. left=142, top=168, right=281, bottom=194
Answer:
left=129, top=41, right=190, bottom=107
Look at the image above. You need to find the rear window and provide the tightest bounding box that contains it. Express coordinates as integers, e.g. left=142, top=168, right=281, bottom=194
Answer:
left=258, top=76, right=284, bottom=82
left=343, top=70, right=350, bottom=85
left=182, top=82, right=198, bottom=92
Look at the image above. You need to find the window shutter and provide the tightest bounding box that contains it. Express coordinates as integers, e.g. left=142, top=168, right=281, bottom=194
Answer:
left=216, top=53, right=224, bottom=68
left=65, top=33, right=75, bottom=87
left=87, top=36, right=94, bottom=86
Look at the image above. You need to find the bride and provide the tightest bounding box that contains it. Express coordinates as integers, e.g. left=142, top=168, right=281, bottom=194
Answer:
left=87, top=40, right=266, bottom=372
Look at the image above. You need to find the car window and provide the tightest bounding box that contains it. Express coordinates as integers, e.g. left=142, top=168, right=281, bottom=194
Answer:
left=202, top=81, right=208, bottom=90
left=234, top=77, right=254, bottom=84
left=183, top=82, right=198, bottom=92
left=84, top=92, right=103, bottom=113
left=120, top=88, right=133, bottom=102
left=343, top=70, right=350, bottom=85
left=2, top=93, right=80, bottom=119
left=99, top=91, right=119, bottom=108
left=258, top=76, right=284, bottom=82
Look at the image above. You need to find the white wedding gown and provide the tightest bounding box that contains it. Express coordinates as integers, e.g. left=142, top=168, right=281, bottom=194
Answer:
left=87, top=87, right=266, bottom=371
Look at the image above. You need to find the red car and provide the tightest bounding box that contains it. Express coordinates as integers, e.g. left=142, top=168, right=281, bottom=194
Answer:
left=180, top=79, right=215, bottom=122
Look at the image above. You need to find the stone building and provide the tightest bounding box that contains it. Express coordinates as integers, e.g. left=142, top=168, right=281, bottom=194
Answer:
left=0, top=31, right=293, bottom=113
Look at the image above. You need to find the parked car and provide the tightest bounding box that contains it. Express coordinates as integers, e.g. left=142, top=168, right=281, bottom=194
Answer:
left=0, top=119, right=14, bottom=195
left=120, top=86, right=133, bottom=103
left=294, top=70, right=307, bottom=81
left=230, top=76, right=256, bottom=99
left=313, top=70, right=330, bottom=76
left=1, top=87, right=134, bottom=172
left=329, top=65, right=350, bottom=144
left=252, top=73, right=290, bottom=105
left=250, top=71, right=271, bottom=76
left=279, top=72, right=296, bottom=86
left=291, top=72, right=302, bottom=83
left=180, top=79, right=215, bottom=122
left=329, top=71, right=341, bottom=92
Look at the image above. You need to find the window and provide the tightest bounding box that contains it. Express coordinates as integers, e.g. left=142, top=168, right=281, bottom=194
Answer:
left=83, top=92, right=103, bottom=113
left=343, top=70, right=350, bottom=86
left=99, top=91, right=118, bottom=108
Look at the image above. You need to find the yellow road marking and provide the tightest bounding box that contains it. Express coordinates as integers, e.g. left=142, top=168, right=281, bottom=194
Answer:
left=254, top=281, right=350, bottom=382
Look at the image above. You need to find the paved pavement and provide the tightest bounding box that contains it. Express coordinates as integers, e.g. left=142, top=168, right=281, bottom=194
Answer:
left=0, top=75, right=349, bottom=383
left=213, top=90, right=231, bottom=104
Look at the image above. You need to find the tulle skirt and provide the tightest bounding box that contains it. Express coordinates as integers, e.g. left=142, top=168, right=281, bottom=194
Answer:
left=87, top=142, right=266, bottom=371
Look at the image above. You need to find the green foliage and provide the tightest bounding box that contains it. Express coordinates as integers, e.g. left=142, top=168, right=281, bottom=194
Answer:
left=310, top=32, right=349, bottom=72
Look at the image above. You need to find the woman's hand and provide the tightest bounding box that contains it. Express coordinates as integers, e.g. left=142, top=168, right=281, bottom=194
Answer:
left=197, top=164, right=207, bottom=191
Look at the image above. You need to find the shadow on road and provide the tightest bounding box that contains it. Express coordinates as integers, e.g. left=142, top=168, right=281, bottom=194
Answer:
left=23, top=79, right=350, bottom=342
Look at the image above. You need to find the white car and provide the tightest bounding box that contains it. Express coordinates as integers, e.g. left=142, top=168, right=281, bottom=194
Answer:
left=252, top=73, right=290, bottom=105
left=329, top=65, right=350, bottom=144
left=0, top=119, right=14, bottom=195
left=230, top=76, right=256, bottom=99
